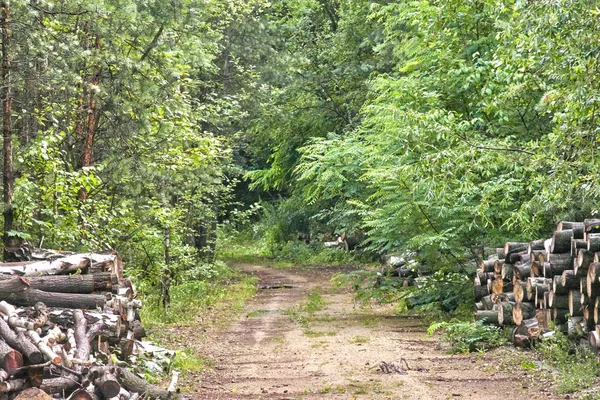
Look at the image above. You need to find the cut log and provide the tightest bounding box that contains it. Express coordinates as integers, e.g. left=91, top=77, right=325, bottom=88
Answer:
left=0, top=279, right=106, bottom=309
left=577, top=249, right=596, bottom=270
left=542, top=262, right=552, bottom=278
left=547, top=253, right=573, bottom=276
left=25, top=330, right=60, bottom=364
left=496, top=248, right=506, bottom=260
left=526, top=277, right=548, bottom=301
left=552, top=275, right=569, bottom=295
left=572, top=239, right=588, bottom=256
left=513, top=302, right=536, bottom=325
left=557, top=221, right=585, bottom=239
left=0, top=253, right=117, bottom=277
left=513, top=282, right=526, bottom=302
left=475, top=310, right=499, bottom=325
left=501, top=264, right=514, bottom=281
left=0, top=339, right=22, bottom=376
left=528, top=239, right=546, bottom=252
left=589, top=234, right=600, bottom=252
left=480, top=295, right=494, bottom=310
left=480, top=259, right=496, bottom=273
left=569, top=290, right=583, bottom=317
left=561, top=270, right=580, bottom=289
left=548, top=291, right=569, bottom=309
left=39, top=377, right=79, bottom=395
left=74, top=310, right=91, bottom=364
left=589, top=330, right=600, bottom=349
left=551, top=229, right=574, bottom=253
left=504, top=243, right=528, bottom=263
left=497, top=302, right=514, bottom=326
left=553, top=308, right=569, bottom=324
left=584, top=219, right=600, bottom=233
left=90, top=367, right=121, bottom=398
left=0, top=273, right=117, bottom=294
left=514, top=263, right=531, bottom=281
left=0, top=318, right=43, bottom=364
left=116, top=367, right=183, bottom=400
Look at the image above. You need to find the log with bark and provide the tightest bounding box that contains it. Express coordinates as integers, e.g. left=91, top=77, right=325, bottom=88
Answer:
left=550, top=230, right=574, bottom=253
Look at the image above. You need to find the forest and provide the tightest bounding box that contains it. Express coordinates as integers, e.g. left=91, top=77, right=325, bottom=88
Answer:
left=0, top=0, right=598, bottom=397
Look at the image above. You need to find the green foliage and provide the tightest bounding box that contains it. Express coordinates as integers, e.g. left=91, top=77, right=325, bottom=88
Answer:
left=140, top=261, right=257, bottom=326
left=427, top=320, right=509, bottom=354
left=537, top=332, right=600, bottom=394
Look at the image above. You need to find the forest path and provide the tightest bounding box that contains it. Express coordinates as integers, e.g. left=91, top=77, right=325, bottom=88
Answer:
left=185, top=264, right=556, bottom=399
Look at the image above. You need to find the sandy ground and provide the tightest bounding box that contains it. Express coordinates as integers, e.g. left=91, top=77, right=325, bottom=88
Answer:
left=169, top=264, right=561, bottom=400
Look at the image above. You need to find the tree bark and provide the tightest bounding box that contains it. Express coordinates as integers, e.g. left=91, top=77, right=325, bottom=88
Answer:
left=0, top=318, right=42, bottom=364
left=116, top=367, right=183, bottom=400
left=556, top=221, right=585, bottom=239
left=1, top=0, right=13, bottom=262
left=588, top=233, right=600, bottom=252
left=0, top=339, right=20, bottom=375
left=512, top=302, right=535, bottom=326
left=561, top=270, right=579, bottom=289
left=0, top=278, right=106, bottom=308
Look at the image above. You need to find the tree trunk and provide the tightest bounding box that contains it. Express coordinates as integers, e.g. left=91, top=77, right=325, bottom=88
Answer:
left=0, top=278, right=106, bottom=308
left=561, top=270, right=579, bottom=289
left=0, top=272, right=116, bottom=293
left=1, top=0, right=13, bottom=262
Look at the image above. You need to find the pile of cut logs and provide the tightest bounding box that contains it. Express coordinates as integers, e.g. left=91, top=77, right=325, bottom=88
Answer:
left=0, top=251, right=182, bottom=400
left=474, top=219, right=600, bottom=349
left=381, top=252, right=433, bottom=287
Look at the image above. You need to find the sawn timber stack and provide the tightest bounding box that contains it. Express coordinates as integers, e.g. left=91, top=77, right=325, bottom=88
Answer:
left=474, top=219, right=600, bottom=350
left=0, top=251, right=182, bottom=400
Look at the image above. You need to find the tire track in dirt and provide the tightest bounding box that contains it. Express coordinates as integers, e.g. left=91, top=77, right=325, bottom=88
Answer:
left=189, top=264, right=559, bottom=399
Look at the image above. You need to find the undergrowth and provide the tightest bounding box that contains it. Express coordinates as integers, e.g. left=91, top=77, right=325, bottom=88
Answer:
left=217, top=227, right=360, bottom=267
left=140, top=260, right=258, bottom=326
left=427, top=320, right=509, bottom=353
left=537, top=331, right=600, bottom=396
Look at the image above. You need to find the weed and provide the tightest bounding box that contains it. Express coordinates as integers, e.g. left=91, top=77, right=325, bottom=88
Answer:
left=427, top=320, right=508, bottom=353
left=319, top=386, right=331, bottom=394
left=140, top=262, right=257, bottom=327
left=349, top=335, right=370, bottom=344
left=173, top=348, right=205, bottom=372
left=537, top=331, right=600, bottom=394
left=247, top=309, right=268, bottom=317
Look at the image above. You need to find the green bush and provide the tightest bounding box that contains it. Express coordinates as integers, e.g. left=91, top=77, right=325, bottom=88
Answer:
left=427, top=320, right=508, bottom=354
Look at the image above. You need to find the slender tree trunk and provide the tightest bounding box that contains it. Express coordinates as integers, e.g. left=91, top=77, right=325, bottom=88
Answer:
left=161, top=226, right=171, bottom=308
left=1, top=0, right=13, bottom=261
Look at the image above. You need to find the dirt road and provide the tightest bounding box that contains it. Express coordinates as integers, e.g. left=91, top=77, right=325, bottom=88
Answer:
left=181, top=264, right=557, bottom=399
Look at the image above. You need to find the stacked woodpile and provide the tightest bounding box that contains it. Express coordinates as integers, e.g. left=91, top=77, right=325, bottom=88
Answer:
left=382, top=253, right=433, bottom=287
left=474, top=219, right=600, bottom=349
left=0, top=251, right=182, bottom=400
